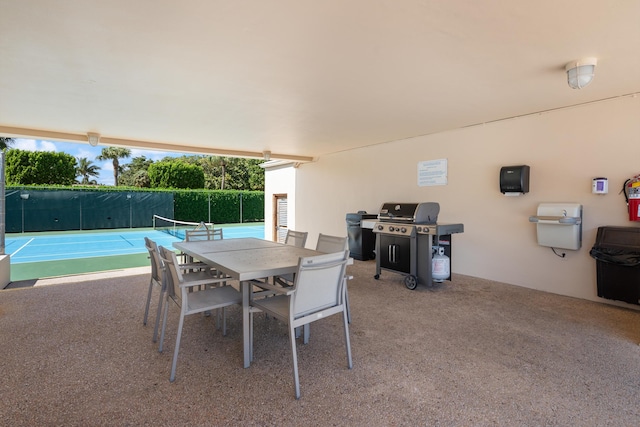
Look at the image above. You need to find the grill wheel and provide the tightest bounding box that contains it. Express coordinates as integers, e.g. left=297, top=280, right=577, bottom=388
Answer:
left=404, top=275, right=418, bottom=290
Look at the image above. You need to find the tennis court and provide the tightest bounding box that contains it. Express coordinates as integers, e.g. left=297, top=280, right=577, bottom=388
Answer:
left=6, top=224, right=265, bottom=282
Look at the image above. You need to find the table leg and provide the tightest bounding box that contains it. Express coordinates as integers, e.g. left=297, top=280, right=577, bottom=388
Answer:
left=242, top=280, right=251, bottom=368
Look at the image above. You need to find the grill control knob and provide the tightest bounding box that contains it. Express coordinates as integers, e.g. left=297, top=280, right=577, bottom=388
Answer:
left=389, top=226, right=395, bottom=232
left=401, top=227, right=407, bottom=233
left=377, top=225, right=384, bottom=231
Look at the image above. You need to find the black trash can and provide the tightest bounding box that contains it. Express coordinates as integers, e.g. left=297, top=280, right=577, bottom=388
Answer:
left=589, top=226, right=640, bottom=305
left=346, top=211, right=377, bottom=261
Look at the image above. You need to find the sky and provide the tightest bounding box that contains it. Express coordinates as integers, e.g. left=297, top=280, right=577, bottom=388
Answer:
left=12, top=138, right=187, bottom=185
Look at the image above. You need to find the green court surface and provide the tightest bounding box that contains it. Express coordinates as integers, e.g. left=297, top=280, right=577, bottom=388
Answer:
left=6, top=224, right=265, bottom=283
left=10, top=253, right=151, bottom=282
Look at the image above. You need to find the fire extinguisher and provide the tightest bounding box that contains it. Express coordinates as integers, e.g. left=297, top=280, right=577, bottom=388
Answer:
left=622, top=174, right=640, bottom=221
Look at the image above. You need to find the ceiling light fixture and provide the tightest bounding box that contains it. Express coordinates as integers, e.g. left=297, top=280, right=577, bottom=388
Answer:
left=565, top=57, right=597, bottom=89
left=87, top=132, right=101, bottom=146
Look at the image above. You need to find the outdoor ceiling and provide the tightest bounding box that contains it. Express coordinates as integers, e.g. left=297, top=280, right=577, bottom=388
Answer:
left=1, top=1, right=639, bottom=162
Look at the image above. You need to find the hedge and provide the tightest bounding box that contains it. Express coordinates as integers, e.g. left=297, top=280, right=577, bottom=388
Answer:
left=5, top=185, right=264, bottom=232
left=173, top=189, right=264, bottom=223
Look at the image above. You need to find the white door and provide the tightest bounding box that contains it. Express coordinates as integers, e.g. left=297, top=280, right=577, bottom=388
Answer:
left=274, top=194, right=288, bottom=243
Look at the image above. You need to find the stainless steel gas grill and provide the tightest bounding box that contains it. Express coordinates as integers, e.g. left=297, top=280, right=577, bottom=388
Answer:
left=373, top=202, right=464, bottom=290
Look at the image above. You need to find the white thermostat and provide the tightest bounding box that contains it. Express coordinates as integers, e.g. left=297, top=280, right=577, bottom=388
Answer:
left=592, top=177, right=608, bottom=194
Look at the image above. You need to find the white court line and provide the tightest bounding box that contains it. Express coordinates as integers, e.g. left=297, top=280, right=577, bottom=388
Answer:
left=11, top=238, right=35, bottom=256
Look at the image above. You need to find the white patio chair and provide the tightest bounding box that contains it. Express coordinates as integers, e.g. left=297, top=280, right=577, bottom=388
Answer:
left=184, top=227, right=223, bottom=242
left=297, top=233, right=351, bottom=342
left=143, top=237, right=211, bottom=343
left=273, top=230, right=309, bottom=287
left=285, top=229, right=308, bottom=247
left=315, top=233, right=348, bottom=253
left=143, top=237, right=163, bottom=329
left=249, top=250, right=352, bottom=399
left=158, top=245, right=242, bottom=382
left=177, top=222, right=218, bottom=264
left=183, top=227, right=225, bottom=281
left=253, top=229, right=310, bottom=304
left=315, top=233, right=354, bottom=323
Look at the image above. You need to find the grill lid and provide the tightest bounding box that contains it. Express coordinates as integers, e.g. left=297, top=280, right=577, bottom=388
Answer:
left=377, top=202, right=440, bottom=224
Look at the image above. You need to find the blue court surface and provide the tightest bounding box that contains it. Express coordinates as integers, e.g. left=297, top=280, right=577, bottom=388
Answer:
left=5, top=225, right=265, bottom=264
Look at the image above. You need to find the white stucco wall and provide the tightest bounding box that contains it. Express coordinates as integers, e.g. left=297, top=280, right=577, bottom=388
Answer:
left=267, top=95, right=640, bottom=308
left=263, top=162, right=297, bottom=241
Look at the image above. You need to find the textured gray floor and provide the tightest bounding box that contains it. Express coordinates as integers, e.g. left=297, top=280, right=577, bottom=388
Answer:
left=1, top=260, right=639, bottom=426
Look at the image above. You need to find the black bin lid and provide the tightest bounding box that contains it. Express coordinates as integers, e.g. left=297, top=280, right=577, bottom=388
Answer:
left=594, top=226, right=640, bottom=249
left=591, top=226, right=640, bottom=266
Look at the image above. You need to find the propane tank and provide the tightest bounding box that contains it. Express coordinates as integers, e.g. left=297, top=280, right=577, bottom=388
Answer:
left=432, top=246, right=450, bottom=282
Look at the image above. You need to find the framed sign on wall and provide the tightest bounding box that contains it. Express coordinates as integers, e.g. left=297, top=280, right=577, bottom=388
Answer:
left=418, top=159, right=447, bottom=187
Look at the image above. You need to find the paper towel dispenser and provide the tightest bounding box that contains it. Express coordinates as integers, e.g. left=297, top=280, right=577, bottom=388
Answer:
left=529, top=203, right=582, bottom=250
left=500, top=165, right=530, bottom=195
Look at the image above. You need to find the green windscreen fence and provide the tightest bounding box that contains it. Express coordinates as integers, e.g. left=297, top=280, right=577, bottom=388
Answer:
left=5, top=189, right=173, bottom=232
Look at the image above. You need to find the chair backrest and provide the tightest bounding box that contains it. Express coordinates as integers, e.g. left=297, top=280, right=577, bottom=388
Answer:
left=291, top=250, right=349, bottom=317
left=194, top=221, right=209, bottom=230
left=285, top=230, right=308, bottom=248
left=316, top=233, right=348, bottom=253
left=158, top=246, right=183, bottom=301
left=144, top=237, right=162, bottom=283
left=184, top=228, right=223, bottom=241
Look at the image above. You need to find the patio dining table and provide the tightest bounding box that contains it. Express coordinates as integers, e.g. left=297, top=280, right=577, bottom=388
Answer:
left=173, top=237, right=323, bottom=368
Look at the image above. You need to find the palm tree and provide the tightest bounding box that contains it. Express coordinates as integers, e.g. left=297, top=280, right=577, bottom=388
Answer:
left=199, top=156, right=227, bottom=189
left=0, top=137, right=14, bottom=151
left=76, top=157, right=101, bottom=185
left=96, top=147, right=131, bottom=186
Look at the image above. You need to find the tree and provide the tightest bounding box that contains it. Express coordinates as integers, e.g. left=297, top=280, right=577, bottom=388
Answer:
left=148, top=160, right=205, bottom=189
left=76, top=157, right=100, bottom=184
left=0, top=137, right=14, bottom=151
left=119, top=156, right=153, bottom=187
left=6, top=149, right=77, bottom=185
left=96, top=147, right=131, bottom=186
left=223, top=157, right=265, bottom=190
left=244, top=159, right=265, bottom=191
left=131, top=170, right=151, bottom=188
left=197, top=156, right=227, bottom=189
left=138, top=155, right=264, bottom=190
left=187, top=155, right=264, bottom=190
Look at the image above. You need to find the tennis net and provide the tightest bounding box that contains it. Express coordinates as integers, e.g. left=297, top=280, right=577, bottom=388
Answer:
left=152, top=215, right=213, bottom=240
